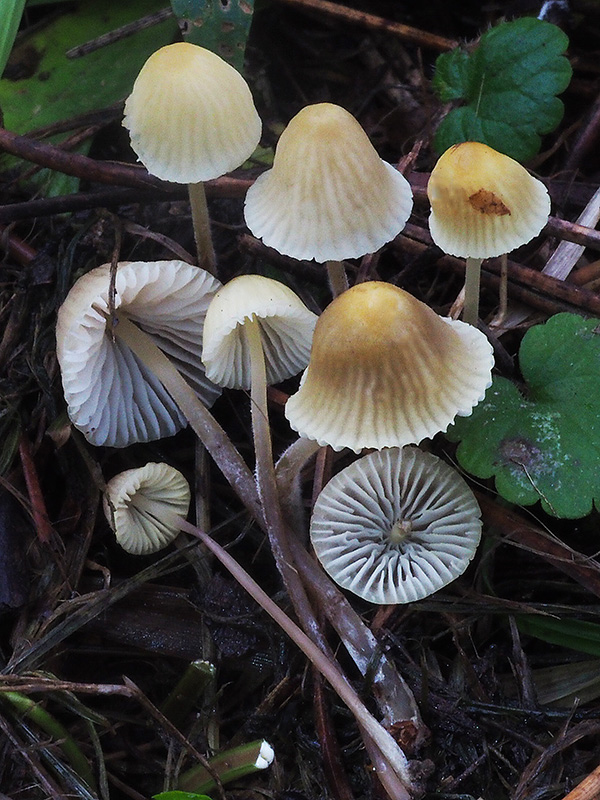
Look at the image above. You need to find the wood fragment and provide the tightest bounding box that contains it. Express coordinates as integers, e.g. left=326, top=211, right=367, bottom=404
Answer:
left=275, top=0, right=458, bottom=51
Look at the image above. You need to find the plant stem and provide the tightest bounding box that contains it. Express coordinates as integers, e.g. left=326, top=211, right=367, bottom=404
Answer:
left=160, top=660, right=215, bottom=728
left=326, top=260, right=349, bottom=296
left=179, top=518, right=414, bottom=797
left=244, top=317, right=333, bottom=658
left=1, top=691, right=97, bottom=790
left=463, top=256, right=483, bottom=325
left=178, top=739, right=274, bottom=794
left=188, top=181, right=216, bottom=275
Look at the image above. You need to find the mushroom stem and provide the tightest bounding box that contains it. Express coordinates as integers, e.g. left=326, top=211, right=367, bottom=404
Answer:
left=463, top=256, right=483, bottom=326
left=188, top=181, right=217, bottom=275
left=244, top=317, right=324, bottom=639
left=113, top=315, right=263, bottom=525
left=179, top=517, right=414, bottom=799
left=326, top=260, right=349, bottom=297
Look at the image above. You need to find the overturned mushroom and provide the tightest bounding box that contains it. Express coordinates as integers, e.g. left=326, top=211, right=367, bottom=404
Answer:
left=311, top=447, right=482, bottom=603
left=57, top=260, right=222, bottom=448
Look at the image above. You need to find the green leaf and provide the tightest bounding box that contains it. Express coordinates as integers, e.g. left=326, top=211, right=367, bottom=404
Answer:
left=0, top=0, right=178, bottom=195
left=447, top=313, right=600, bottom=518
left=433, top=17, right=572, bottom=161
left=0, top=0, right=26, bottom=78
left=518, top=616, right=600, bottom=657
left=170, top=0, right=254, bottom=72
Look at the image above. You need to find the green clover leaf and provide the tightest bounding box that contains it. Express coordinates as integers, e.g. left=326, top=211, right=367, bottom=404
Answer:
left=447, top=313, right=600, bottom=518
left=433, top=17, right=572, bottom=161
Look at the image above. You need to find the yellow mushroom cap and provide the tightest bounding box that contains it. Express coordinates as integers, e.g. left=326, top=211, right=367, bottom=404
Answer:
left=123, top=42, right=262, bottom=183
left=202, top=275, right=318, bottom=390
left=244, top=103, right=413, bottom=262
left=285, top=282, right=494, bottom=453
left=103, top=462, right=190, bottom=555
left=311, top=447, right=482, bottom=604
left=427, top=141, right=550, bottom=258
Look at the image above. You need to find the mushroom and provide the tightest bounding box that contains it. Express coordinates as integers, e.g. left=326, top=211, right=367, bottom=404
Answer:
left=244, top=102, right=413, bottom=295
left=103, top=462, right=191, bottom=555
left=310, top=446, right=482, bottom=603
left=427, top=141, right=550, bottom=325
left=123, top=42, right=262, bottom=274
left=57, top=259, right=267, bottom=526
left=56, top=260, right=222, bottom=448
left=285, top=281, right=494, bottom=453
left=202, top=274, right=318, bottom=602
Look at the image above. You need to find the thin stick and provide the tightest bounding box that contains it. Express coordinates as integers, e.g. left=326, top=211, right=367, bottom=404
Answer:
left=179, top=518, right=413, bottom=797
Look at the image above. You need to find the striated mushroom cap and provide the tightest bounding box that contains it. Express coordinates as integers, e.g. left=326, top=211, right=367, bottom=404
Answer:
left=427, top=141, right=550, bottom=259
left=202, top=274, right=318, bottom=390
left=244, top=103, right=413, bottom=262
left=123, top=42, right=262, bottom=183
left=104, top=462, right=191, bottom=555
left=310, top=446, right=482, bottom=604
left=285, top=281, right=494, bottom=453
left=57, top=260, right=222, bottom=447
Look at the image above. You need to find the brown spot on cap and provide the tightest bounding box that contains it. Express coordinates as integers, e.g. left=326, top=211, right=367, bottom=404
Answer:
left=469, top=188, right=511, bottom=216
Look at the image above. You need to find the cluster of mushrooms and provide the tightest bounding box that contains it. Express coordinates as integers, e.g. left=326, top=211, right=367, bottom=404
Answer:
left=54, top=40, right=553, bottom=794
left=56, top=40, right=552, bottom=605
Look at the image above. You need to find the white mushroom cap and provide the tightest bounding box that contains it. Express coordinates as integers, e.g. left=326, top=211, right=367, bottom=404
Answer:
left=285, top=281, right=494, bottom=453
left=310, top=447, right=482, bottom=604
left=202, top=274, right=318, bottom=390
left=56, top=260, right=222, bottom=447
left=104, top=462, right=191, bottom=555
left=123, top=42, right=262, bottom=184
left=244, top=103, right=413, bottom=262
left=427, top=141, right=550, bottom=258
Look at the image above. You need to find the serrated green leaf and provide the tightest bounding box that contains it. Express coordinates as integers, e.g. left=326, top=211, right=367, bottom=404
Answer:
left=518, top=616, right=600, bottom=657
left=447, top=313, right=600, bottom=518
left=432, top=49, right=471, bottom=102
left=433, top=17, right=572, bottom=161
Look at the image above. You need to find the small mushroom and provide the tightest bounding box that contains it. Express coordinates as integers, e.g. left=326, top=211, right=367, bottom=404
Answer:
left=56, top=260, right=222, bottom=447
left=244, top=103, right=413, bottom=295
left=123, top=42, right=262, bottom=273
left=104, top=462, right=190, bottom=555
left=427, top=141, right=550, bottom=325
left=285, top=281, right=494, bottom=453
left=310, top=447, right=482, bottom=604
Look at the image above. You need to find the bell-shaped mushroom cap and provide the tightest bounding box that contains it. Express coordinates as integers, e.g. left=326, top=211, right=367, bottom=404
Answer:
left=310, top=446, right=482, bottom=604
left=285, top=281, right=494, bottom=453
left=427, top=141, right=550, bottom=259
left=244, top=103, right=413, bottom=262
left=103, top=462, right=191, bottom=555
left=202, top=274, right=318, bottom=390
left=123, top=42, right=262, bottom=184
left=57, top=260, right=222, bottom=447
